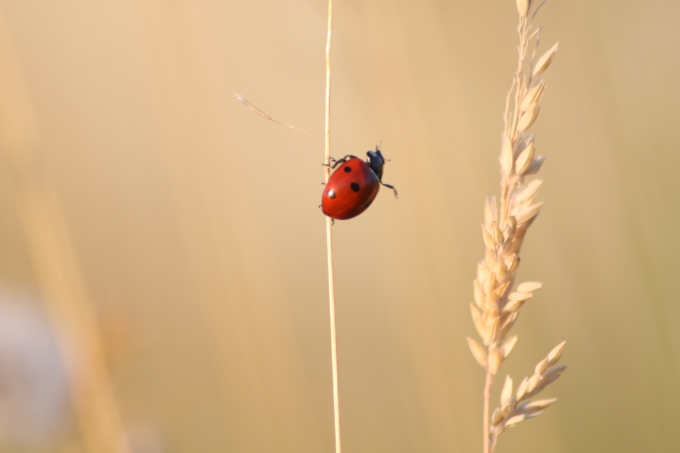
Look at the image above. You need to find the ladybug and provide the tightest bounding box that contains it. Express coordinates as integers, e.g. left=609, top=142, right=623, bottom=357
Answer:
left=321, top=147, right=398, bottom=220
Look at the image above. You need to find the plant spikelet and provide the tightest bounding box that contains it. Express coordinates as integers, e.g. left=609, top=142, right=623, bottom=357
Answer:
left=468, top=2, right=565, bottom=452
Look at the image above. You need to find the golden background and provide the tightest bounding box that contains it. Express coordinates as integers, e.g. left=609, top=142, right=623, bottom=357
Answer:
left=0, top=1, right=677, bottom=452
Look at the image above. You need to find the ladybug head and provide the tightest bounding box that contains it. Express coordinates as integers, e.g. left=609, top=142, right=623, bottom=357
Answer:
left=366, top=148, right=386, bottom=180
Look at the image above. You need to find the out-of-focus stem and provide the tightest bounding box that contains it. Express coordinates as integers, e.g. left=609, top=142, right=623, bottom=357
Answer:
left=0, top=11, right=129, bottom=453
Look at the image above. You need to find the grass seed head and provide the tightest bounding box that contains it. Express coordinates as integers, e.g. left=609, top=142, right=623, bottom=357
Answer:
left=469, top=4, right=565, bottom=450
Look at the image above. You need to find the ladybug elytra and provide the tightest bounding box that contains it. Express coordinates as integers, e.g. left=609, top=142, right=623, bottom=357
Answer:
left=321, top=147, right=397, bottom=220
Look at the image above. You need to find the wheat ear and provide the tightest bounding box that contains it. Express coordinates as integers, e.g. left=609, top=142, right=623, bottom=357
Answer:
left=466, top=2, right=564, bottom=452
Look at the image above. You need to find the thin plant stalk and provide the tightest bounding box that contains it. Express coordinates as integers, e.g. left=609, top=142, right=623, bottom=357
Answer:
left=324, top=2, right=342, bottom=453
left=235, top=2, right=340, bottom=450
left=483, top=372, right=493, bottom=453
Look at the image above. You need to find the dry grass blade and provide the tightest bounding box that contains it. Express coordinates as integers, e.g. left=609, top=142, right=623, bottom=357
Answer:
left=466, top=2, right=565, bottom=452
left=234, top=94, right=324, bottom=151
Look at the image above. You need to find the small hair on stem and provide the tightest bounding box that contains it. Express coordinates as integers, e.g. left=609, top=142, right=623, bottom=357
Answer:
left=234, top=93, right=324, bottom=151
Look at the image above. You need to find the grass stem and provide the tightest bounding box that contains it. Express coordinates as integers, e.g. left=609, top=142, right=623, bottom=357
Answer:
left=324, top=2, right=341, bottom=453
left=483, top=372, right=493, bottom=453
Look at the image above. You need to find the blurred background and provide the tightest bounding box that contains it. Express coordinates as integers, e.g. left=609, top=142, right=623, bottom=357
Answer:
left=0, top=1, right=677, bottom=452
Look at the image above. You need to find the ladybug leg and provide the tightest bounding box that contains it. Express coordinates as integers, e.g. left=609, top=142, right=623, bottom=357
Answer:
left=324, top=155, right=357, bottom=169
left=321, top=157, right=339, bottom=168
left=381, top=181, right=399, bottom=198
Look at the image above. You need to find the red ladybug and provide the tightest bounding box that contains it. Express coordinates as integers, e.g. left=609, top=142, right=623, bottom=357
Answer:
left=321, top=147, right=397, bottom=220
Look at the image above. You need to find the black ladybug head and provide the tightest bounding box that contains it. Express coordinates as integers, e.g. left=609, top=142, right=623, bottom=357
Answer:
left=366, top=147, right=385, bottom=180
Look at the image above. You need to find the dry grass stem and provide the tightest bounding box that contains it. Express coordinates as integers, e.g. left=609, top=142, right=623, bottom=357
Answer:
left=467, top=2, right=565, bottom=452
left=235, top=3, right=340, bottom=452
left=324, top=2, right=342, bottom=453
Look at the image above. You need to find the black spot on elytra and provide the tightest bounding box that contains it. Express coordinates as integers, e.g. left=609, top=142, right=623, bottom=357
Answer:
left=344, top=166, right=352, bottom=172
left=350, top=182, right=360, bottom=192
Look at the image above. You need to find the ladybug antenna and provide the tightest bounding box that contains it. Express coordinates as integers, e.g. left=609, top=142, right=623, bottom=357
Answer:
left=375, top=142, right=390, bottom=161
